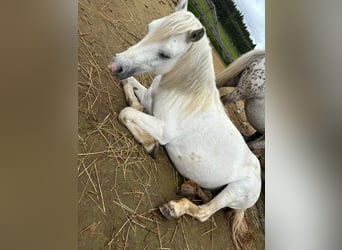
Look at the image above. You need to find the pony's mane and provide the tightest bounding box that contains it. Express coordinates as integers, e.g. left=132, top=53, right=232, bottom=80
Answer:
left=145, top=11, right=201, bottom=44
left=152, top=11, right=222, bottom=116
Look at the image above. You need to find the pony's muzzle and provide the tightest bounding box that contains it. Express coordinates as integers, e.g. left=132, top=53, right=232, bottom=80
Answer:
left=108, top=62, right=124, bottom=76
left=108, top=61, right=136, bottom=80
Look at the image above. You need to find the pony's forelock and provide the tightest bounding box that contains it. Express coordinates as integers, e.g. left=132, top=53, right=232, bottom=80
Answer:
left=144, top=11, right=202, bottom=44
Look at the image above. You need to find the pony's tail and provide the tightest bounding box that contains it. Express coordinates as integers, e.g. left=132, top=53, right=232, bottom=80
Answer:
left=216, top=49, right=265, bottom=88
left=228, top=209, right=252, bottom=250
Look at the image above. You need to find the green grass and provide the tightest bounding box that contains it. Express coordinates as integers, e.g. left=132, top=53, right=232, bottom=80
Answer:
left=188, top=0, right=240, bottom=63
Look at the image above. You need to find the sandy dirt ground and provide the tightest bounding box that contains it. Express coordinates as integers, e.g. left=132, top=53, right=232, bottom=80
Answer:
left=78, top=0, right=264, bottom=249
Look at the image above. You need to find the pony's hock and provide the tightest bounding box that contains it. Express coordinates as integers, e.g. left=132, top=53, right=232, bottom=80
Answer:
left=109, top=1, right=261, bottom=249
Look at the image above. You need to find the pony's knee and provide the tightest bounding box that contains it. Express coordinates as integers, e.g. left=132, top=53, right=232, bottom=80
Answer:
left=118, top=107, right=135, bottom=123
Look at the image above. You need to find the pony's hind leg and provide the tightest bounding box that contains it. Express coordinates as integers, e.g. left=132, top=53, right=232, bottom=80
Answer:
left=160, top=176, right=260, bottom=222
left=160, top=177, right=260, bottom=250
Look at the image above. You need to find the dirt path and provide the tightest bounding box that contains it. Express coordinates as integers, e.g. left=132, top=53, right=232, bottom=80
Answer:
left=78, top=0, right=264, bottom=249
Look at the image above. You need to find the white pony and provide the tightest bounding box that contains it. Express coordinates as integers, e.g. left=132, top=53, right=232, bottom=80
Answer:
left=108, top=1, right=261, bottom=249
left=216, top=50, right=265, bottom=150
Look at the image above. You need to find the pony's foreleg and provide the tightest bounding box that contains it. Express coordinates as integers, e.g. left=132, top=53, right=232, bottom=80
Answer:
left=118, top=107, right=165, bottom=157
left=120, top=119, right=158, bottom=157
left=122, top=77, right=147, bottom=111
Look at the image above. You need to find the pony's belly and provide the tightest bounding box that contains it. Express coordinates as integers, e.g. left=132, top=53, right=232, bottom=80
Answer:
left=163, top=107, right=259, bottom=190
left=165, top=145, right=237, bottom=189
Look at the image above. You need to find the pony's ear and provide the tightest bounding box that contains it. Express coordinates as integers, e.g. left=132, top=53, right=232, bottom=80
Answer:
left=175, top=0, right=188, bottom=11
left=188, top=28, right=205, bottom=42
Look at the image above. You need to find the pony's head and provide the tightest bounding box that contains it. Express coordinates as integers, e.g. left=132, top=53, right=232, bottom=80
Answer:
left=108, top=11, right=205, bottom=79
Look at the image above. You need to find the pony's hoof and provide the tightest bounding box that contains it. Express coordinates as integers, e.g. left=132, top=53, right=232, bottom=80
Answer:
left=179, top=180, right=213, bottom=202
left=125, top=97, right=144, bottom=111
left=131, top=103, right=144, bottom=112
left=159, top=203, right=178, bottom=220
left=147, top=143, right=158, bottom=159
left=179, top=182, right=197, bottom=196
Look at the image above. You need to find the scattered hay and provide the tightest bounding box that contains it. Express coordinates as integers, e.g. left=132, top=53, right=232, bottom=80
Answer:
left=78, top=0, right=264, bottom=249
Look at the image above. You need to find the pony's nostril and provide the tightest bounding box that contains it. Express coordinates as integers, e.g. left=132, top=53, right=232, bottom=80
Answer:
left=117, top=65, right=124, bottom=74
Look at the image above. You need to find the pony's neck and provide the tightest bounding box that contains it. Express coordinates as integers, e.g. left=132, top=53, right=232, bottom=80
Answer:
left=159, top=38, right=219, bottom=115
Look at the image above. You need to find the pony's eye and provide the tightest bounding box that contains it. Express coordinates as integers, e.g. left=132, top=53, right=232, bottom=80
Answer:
left=158, top=51, right=171, bottom=59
